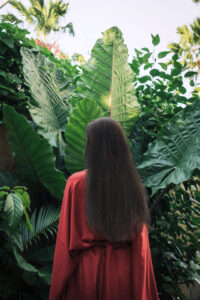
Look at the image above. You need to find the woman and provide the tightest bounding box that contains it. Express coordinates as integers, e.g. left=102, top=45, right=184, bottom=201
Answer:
left=49, top=117, right=160, bottom=300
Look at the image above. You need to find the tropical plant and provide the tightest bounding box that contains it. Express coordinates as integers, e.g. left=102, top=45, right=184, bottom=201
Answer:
left=2, top=0, right=74, bottom=42
left=168, top=18, right=200, bottom=79
left=0, top=22, right=79, bottom=124
left=129, top=34, right=200, bottom=299
left=1, top=26, right=200, bottom=299
left=130, top=35, right=199, bottom=167
left=0, top=185, right=60, bottom=299
left=150, top=180, right=200, bottom=300
left=21, top=47, right=72, bottom=152
left=3, top=104, right=66, bottom=202
left=78, top=27, right=141, bottom=137
left=0, top=22, right=35, bottom=122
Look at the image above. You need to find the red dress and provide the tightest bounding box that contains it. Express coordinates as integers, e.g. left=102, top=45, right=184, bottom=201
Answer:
left=49, top=170, right=160, bottom=300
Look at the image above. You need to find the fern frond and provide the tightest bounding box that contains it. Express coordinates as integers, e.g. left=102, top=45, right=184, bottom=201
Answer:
left=22, top=205, right=60, bottom=249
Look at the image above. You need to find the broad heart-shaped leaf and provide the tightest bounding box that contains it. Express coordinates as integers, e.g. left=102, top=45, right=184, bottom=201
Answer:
left=65, top=99, right=104, bottom=174
left=21, top=47, right=71, bottom=151
left=137, top=101, right=200, bottom=194
left=3, top=104, right=66, bottom=201
left=4, top=193, right=23, bottom=227
left=78, top=26, right=141, bottom=137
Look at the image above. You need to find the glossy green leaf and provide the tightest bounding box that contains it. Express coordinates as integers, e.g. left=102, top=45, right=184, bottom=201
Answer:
left=141, top=48, right=149, bottom=52
left=151, top=34, right=160, bottom=46
left=21, top=47, right=71, bottom=150
left=137, top=101, right=200, bottom=193
left=174, top=61, right=182, bottom=71
left=14, top=248, right=38, bottom=273
left=159, top=63, right=168, bottom=70
left=65, top=99, right=104, bottom=174
left=171, top=68, right=181, bottom=76
left=190, top=79, right=195, bottom=87
left=150, top=69, right=160, bottom=77
left=179, top=86, right=187, bottom=94
left=158, top=51, right=170, bottom=58
left=4, top=193, right=23, bottom=227
left=138, top=75, right=151, bottom=83
left=3, top=104, right=66, bottom=201
left=78, top=26, right=141, bottom=137
left=184, top=71, right=198, bottom=78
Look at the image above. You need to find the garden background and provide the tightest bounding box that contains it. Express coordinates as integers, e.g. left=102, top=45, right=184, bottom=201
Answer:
left=0, top=0, right=200, bottom=299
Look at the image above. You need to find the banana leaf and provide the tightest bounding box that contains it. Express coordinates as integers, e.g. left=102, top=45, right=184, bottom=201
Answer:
left=21, top=47, right=71, bottom=151
left=78, top=26, right=141, bottom=137
left=3, top=104, right=66, bottom=201
left=65, top=98, right=104, bottom=174
left=137, top=100, right=200, bottom=194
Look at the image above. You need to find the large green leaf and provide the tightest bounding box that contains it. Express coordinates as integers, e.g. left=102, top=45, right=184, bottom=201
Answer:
left=65, top=98, right=104, bottom=174
left=137, top=101, right=200, bottom=193
left=3, top=104, right=66, bottom=201
left=78, top=26, right=141, bottom=136
left=4, top=193, right=23, bottom=227
left=21, top=47, right=71, bottom=150
left=14, top=248, right=51, bottom=284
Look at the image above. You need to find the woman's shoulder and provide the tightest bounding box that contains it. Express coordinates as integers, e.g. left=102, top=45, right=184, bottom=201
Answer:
left=67, top=169, right=87, bottom=186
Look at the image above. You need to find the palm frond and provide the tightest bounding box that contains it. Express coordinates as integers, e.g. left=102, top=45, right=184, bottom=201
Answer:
left=10, top=0, right=33, bottom=23
left=22, top=205, right=60, bottom=249
left=61, top=22, right=75, bottom=36
left=0, top=13, right=23, bottom=25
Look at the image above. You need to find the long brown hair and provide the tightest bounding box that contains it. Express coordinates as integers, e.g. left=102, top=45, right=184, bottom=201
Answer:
left=85, top=117, right=150, bottom=243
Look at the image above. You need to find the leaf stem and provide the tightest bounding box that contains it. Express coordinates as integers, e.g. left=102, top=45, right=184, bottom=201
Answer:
left=150, top=184, right=172, bottom=213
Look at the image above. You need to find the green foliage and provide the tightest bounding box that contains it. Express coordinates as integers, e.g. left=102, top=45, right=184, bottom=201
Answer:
left=22, top=205, right=60, bottom=249
left=137, top=100, right=200, bottom=194
left=168, top=17, right=200, bottom=76
left=65, top=99, right=104, bottom=173
left=150, top=180, right=200, bottom=299
left=38, top=45, right=80, bottom=83
left=0, top=185, right=59, bottom=299
left=78, top=26, right=141, bottom=137
left=130, top=37, right=200, bottom=299
left=8, top=0, right=74, bottom=41
left=21, top=47, right=72, bottom=151
left=0, top=21, right=79, bottom=125
left=1, top=23, right=200, bottom=300
left=0, top=22, right=35, bottom=122
left=3, top=104, right=66, bottom=201
left=151, top=33, right=160, bottom=46
left=130, top=41, right=199, bottom=168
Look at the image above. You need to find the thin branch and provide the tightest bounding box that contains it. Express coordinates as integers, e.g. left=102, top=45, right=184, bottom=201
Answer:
left=150, top=184, right=172, bottom=213
left=0, top=0, right=10, bottom=9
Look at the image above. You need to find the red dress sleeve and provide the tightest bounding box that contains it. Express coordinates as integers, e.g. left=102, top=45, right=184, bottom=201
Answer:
left=131, top=225, right=160, bottom=300
left=49, top=177, right=79, bottom=300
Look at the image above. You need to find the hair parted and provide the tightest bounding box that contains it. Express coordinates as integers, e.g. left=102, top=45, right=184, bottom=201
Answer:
left=85, top=117, right=150, bottom=243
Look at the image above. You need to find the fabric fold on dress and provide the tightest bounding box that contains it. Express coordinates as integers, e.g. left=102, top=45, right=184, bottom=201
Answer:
left=49, top=169, right=160, bottom=300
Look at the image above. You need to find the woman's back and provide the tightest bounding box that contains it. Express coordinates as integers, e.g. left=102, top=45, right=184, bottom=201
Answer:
left=49, top=170, right=160, bottom=300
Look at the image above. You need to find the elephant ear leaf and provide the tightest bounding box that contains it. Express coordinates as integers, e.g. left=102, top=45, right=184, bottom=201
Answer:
left=78, top=26, right=141, bottom=137
left=137, top=101, right=200, bottom=194
left=65, top=99, right=104, bottom=174
left=3, top=104, right=66, bottom=201
left=21, top=47, right=72, bottom=150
